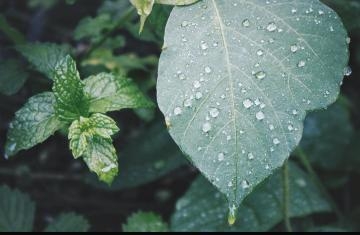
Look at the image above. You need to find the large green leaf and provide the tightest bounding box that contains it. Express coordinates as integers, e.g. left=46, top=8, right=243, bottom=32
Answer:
left=123, top=212, right=169, bottom=232
left=5, top=92, right=63, bottom=157
left=0, top=185, right=35, bottom=232
left=44, top=213, right=90, bottom=232
left=157, top=0, right=349, bottom=213
left=53, top=55, right=89, bottom=121
left=83, top=72, right=154, bottom=113
left=0, top=59, right=28, bottom=96
left=171, top=163, right=330, bottom=232
left=16, top=43, right=69, bottom=80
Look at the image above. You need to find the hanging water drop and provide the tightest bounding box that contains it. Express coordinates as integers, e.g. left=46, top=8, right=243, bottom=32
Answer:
left=204, top=66, right=212, bottom=74
left=228, top=204, right=237, bottom=226
left=184, top=99, right=192, bottom=107
left=174, top=107, right=182, bottom=116
left=243, top=99, right=253, bottom=109
left=343, top=66, right=352, bottom=76
left=241, top=180, right=250, bottom=189
left=242, top=19, right=250, bottom=27
left=290, top=44, right=298, bottom=53
left=256, top=49, right=264, bottom=56
left=202, top=122, right=212, bottom=133
left=266, top=22, right=277, bottom=32
left=273, top=138, right=280, bottom=145
left=255, top=71, right=266, bottom=80
left=209, top=108, right=219, bottom=118
left=256, top=111, right=265, bottom=120
left=218, top=152, right=225, bottom=161
left=297, top=60, right=306, bottom=68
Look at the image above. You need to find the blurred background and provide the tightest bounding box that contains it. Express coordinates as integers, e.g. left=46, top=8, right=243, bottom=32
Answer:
left=0, top=0, right=359, bottom=232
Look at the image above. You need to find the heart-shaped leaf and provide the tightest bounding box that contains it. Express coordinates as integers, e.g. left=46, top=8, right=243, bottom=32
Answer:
left=157, top=0, right=349, bottom=215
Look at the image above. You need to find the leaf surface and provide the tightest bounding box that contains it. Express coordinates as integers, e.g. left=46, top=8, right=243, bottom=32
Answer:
left=157, top=0, right=349, bottom=209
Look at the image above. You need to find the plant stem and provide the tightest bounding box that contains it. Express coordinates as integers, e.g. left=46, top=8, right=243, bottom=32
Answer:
left=282, top=160, right=293, bottom=232
left=295, top=148, right=344, bottom=221
left=81, top=7, right=136, bottom=60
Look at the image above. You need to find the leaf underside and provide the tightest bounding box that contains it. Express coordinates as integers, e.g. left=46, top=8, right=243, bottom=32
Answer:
left=157, top=0, right=348, bottom=209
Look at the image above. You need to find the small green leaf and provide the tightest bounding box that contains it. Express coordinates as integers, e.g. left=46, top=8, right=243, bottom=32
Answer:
left=157, top=0, right=349, bottom=211
left=0, top=185, right=35, bottom=232
left=0, top=59, right=28, bottom=96
left=5, top=92, right=63, bottom=157
left=123, top=212, right=169, bottom=232
left=83, top=136, right=118, bottom=185
left=130, top=0, right=155, bottom=33
left=155, top=0, right=199, bottom=5
left=69, top=113, right=119, bottom=158
left=0, top=14, right=25, bottom=44
left=87, top=122, right=187, bottom=190
left=53, top=55, right=89, bottom=122
left=83, top=73, right=154, bottom=113
left=16, top=43, right=69, bottom=79
left=74, top=14, right=114, bottom=43
left=171, top=163, right=331, bottom=232
left=44, top=213, right=90, bottom=232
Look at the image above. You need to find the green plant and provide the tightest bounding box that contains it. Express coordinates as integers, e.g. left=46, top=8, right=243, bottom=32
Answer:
left=0, top=0, right=359, bottom=232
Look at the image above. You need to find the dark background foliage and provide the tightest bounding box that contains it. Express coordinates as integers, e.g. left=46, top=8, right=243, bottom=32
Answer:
left=0, top=0, right=359, bottom=232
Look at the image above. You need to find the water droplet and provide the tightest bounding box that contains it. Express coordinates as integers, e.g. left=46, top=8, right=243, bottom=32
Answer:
left=273, top=138, right=280, bottom=145
left=209, top=108, right=219, bottom=118
left=242, top=19, right=250, bottom=27
left=248, top=152, right=254, bottom=160
left=178, top=73, right=186, bottom=80
left=174, top=107, right=182, bottom=116
left=202, top=122, right=212, bottom=133
left=288, top=125, right=294, bottom=131
left=290, top=44, right=298, bottom=53
left=256, top=49, right=264, bottom=56
left=330, top=26, right=334, bottom=32
left=228, top=204, right=237, bottom=226
left=184, top=99, right=192, bottom=107
left=266, top=22, right=277, bottom=32
left=297, top=60, right=306, bottom=68
left=269, top=124, right=275, bottom=130
left=200, top=41, right=209, bottom=50
left=195, top=92, right=203, bottom=99
left=193, top=80, right=201, bottom=89
left=218, top=152, right=225, bottom=161
left=346, top=37, right=351, bottom=44
left=181, top=21, right=189, bottom=27
left=243, top=99, right=253, bottom=109
left=256, top=111, right=265, bottom=120
left=318, top=10, right=324, bottom=15
left=292, top=109, right=298, bottom=115
left=204, top=66, right=212, bottom=74
left=255, top=71, right=266, bottom=80
left=228, top=181, right=233, bottom=187
left=291, top=8, right=297, bottom=14
left=241, top=180, right=250, bottom=189
left=344, top=66, right=352, bottom=76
